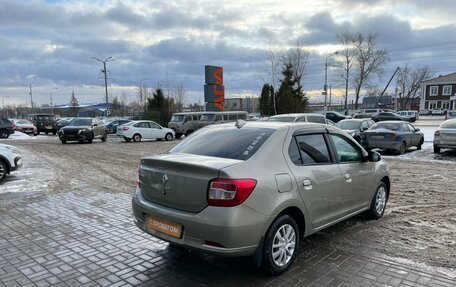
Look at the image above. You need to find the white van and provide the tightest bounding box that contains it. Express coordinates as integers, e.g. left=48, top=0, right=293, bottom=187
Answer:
left=268, top=113, right=327, bottom=124
left=198, top=111, right=249, bottom=129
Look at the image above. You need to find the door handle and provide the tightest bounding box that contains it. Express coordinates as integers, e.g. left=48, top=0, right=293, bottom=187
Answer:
left=302, top=179, right=312, bottom=190
left=344, top=173, right=352, bottom=183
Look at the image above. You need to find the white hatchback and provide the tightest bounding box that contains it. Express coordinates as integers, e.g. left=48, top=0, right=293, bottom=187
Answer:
left=116, top=120, right=175, bottom=142
left=0, top=144, right=22, bottom=182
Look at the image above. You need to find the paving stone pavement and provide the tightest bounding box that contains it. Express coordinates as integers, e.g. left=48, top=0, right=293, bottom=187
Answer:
left=0, top=189, right=455, bottom=287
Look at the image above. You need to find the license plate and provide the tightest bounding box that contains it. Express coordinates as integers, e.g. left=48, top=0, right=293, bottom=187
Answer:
left=46, top=125, right=53, bottom=129
left=146, top=216, right=182, bottom=238
left=371, top=135, right=384, bottom=139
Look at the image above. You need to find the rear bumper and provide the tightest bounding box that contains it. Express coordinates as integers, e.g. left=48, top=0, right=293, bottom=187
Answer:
left=434, top=139, right=456, bottom=149
left=132, top=188, right=270, bottom=257
left=362, top=140, right=402, bottom=151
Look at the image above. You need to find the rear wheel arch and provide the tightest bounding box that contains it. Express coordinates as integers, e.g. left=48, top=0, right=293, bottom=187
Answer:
left=0, top=156, right=10, bottom=173
left=272, top=206, right=306, bottom=239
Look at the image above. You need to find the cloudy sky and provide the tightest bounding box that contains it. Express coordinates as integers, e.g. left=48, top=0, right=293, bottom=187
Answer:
left=1, top=0, right=455, bottom=107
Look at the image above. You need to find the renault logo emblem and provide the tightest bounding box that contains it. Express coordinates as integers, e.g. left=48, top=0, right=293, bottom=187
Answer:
left=162, top=174, right=168, bottom=184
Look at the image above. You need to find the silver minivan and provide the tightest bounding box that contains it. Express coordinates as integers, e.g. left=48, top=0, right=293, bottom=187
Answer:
left=197, top=111, right=249, bottom=129
left=168, top=112, right=203, bottom=138
left=132, top=121, right=390, bottom=275
left=268, top=113, right=326, bottom=124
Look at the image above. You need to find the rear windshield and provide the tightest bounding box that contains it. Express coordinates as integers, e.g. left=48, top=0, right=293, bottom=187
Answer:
left=441, top=121, right=456, bottom=129
left=1, top=117, right=10, bottom=124
left=448, top=111, right=456, bottom=116
left=307, top=116, right=326, bottom=123
left=336, top=120, right=361, bottom=130
left=170, top=127, right=275, bottom=160
left=170, top=115, right=185, bottom=122
left=268, top=116, right=294, bottom=122
left=371, top=122, right=403, bottom=131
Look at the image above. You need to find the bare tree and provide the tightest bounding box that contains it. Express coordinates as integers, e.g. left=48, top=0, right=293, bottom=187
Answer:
left=351, top=32, right=389, bottom=109
left=173, top=82, right=186, bottom=112
left=265, top=42, right=280, bottom=115
left=282, top=41, right=310, bottom=97
left=333, top=32, right=356, bottom=113
left=396, top=65, right=434, bottom=110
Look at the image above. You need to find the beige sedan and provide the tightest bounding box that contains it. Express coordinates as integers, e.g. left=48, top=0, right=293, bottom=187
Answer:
left=434, top=119, right=456, bottom=153
left=132, top=121, right=390, bottom=275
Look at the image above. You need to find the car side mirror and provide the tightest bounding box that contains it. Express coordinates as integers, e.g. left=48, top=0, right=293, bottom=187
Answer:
left=361, top=127, right=368, bottom=131
left=367, top=150, right=381, bottom=162
left=92, top=123, right=98, bottom=126
left=415, top=128, right=420, bottom=132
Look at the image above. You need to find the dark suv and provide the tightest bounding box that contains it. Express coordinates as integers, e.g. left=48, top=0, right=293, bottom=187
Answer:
left=27, top=114, right=57, bottom=135
left=0, top=117, right=15, bottom=138
left=58, top=117, right=108, bottom=144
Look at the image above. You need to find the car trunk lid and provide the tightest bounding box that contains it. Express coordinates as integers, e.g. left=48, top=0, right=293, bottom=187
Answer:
left=139, top=153, right=242, bottom=213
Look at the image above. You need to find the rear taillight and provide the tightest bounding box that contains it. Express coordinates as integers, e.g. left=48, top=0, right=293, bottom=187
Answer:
left=136, top=165, right=141, bottom=188
left=207, top=178, right=257, bottom=207
left=122, top=127, right=129, bottom=131
left=434, top=130, right=440, bottom=137
left=391, top=133, right=398, bottom=141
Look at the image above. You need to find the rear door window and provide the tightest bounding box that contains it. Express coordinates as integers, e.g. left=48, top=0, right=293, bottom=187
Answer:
left=291, top=134, right=331, bottom=165
left=215, top=114, right=222, bottom=121
left=170, top=127, right=274, bottom=160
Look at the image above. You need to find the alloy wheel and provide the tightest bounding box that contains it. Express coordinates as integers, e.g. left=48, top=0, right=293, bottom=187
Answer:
left=271, top=224, right=296, bottom=267
left=375, top=186, right=387, bottom=215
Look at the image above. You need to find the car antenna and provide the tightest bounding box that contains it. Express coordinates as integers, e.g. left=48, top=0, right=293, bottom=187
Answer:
left=235, top=119, right=246, bottom=129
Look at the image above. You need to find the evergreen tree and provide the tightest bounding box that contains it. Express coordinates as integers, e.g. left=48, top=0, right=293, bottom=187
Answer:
left=69, top=91, right=79, bottom=117
left=260, top=84, right=270, bottom=116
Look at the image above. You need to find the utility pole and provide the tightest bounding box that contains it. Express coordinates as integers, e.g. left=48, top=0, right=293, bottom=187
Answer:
left=50, top=87, right=58, bottom=106
left=29, top=84, right=34, bottom=109
left=324, top=51, right=339, bottom=112
left=329, top=85, right=332, bottom=109
left=91, top=56, right=114, bottom=117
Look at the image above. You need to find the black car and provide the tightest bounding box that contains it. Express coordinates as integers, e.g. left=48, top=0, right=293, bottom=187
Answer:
left=0, top=117, right=15, bottom=138
left=324, top=111, right=349, bottom=123
left=58, top=117, right=107, bottom=144
left=371, top=112, right=411, bottom=122
left=106, top=119, right=131, bottom=134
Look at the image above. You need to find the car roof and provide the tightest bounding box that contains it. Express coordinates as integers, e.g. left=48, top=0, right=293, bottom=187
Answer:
left=206, top=120, right=329, bottom=131
left=375, top=120, right=406, bottom=124
left=338, top=118, right=365, bottom=122
left=270, top=113, right=324, bottom=117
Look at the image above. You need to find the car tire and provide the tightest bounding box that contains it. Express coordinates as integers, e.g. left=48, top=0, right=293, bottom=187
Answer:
left=88, top=133, right=93, bottom=144
left=133, top=134, right=141, bottom=142
left=0, top=159, right=7, bottom=182
left=175, top=133, right=182, bottom=139
left=417, top=138, right=423, bottom=150
left=101, top=132, right=107, bottom=142
left=0, top=129, right=8, bottom=138
left=398, top=142, right=406, bottom=154
left=368, top=182, right=388, bottom=219
left=434, top=145, right=440, bottom=154
left=165, top=133, right=173, bottom=141
left=262, top=215, right=300, bottom=276
left=61, top=140, right=66, bottom=144
left=124, top=137, right=131, bottom=142
left=53, top=130, right=56, bottom=135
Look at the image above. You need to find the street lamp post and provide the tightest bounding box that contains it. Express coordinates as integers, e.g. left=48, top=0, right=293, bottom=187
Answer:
left=324, top=51, right=339, bottom=112
left=50, top=87, right=58, bottom=106
left=91, top=56, right=114, bottom=117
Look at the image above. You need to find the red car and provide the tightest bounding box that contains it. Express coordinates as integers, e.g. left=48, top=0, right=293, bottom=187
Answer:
left=14, top=119, right=38, bottom=136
